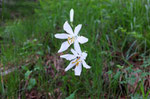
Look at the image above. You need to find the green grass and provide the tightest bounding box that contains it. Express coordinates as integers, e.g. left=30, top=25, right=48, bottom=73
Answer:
left=0, top=0, right=150, bottom=98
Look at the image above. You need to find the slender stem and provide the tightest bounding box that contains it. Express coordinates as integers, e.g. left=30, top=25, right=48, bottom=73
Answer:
left=1, top=72, right=5, bottom=95
left=1, top=0, right=4, bottom=20
left=0, top=0, right=1, bottom=20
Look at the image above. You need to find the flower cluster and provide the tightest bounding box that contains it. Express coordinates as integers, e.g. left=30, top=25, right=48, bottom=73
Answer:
left=55, top=9, right=91, bottom=76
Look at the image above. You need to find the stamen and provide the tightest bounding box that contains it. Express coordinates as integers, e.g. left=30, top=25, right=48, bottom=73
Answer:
left=67, top=37, right=71, bottom=44
left=76, top=61, right=81, bottom=66
left=72, top=57, right=81, bottom=66
left=72, top=58, right=80, bottom=64
left=67, top=37, right=75, bottom=45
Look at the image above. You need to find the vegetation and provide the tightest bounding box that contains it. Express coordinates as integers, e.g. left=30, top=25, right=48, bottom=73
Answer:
left=0, top=0, right=150, bottom=98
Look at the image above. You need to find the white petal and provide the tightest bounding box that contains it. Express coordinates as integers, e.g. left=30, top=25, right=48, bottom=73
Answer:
left=65, top=59, right=76, bottom=71
left=71, top=49, right=78, bottom=56
left=82, top=60, right=91, bottom=69
left=74, top=24, right=82, bottom=35
left=77, top=36, right=88, bottom=44
left=74, top=41, right=82, bottom=54
left=55, top=33, right=69, bottom=39
left=60, top=54, right=76, bottom=60
left=82, top=52, right=87, bottom=60
left=70, top=9, right=74, bottom=22
left=58, top=41, right=70, bottom=53
left=74, top=63, right=82, bottom=76
left=63, top=21, right=74, bottom=35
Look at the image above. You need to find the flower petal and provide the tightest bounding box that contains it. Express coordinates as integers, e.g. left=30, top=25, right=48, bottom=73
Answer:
left=71, top=49, right=78, bottom=56
left=74, top=41, right=82, bottom=54
left=77, top=36, right=88, bottom=44
left=82, top=60, right=91, bottom=69
left=58, top=41, right=70, bottom=53
left=60, top=54, right=76, bottom=60
left=55, top=33, right=69, bottom=39
left=74, top=63, right=82, bottom=76
left=74, top=24, right=82, bottom=35
left=63, top=21, right=74, bottom=35
left=65, top=59, right=76, bottom=71
left=70, top=9, right=74, bottom=22
left=82, top=52, right=87, bottom=60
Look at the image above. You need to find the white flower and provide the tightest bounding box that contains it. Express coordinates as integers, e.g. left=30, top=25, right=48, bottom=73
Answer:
left=55, top=21, right=88, bottom=53
left=70, top=9, right=74, bottom=22
left=60, top=42, right=91, bottom=76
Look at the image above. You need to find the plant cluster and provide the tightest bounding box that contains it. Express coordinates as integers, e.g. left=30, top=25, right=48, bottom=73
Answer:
left=55, top=9, right=91, bottom=76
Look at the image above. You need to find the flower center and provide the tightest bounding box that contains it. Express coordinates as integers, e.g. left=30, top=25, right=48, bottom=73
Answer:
left=67, top=37, right=75, bottom=45
left=72, top=57, right=81, bottom=66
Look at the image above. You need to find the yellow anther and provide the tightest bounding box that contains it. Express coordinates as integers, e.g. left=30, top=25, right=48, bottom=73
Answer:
left=72, top=58, right=81, bottom=66
left=72, top=57, right=80, bottom=64
left=75, top=61, right=81, bottom=66
left=67, top=37, right=71, bottom=44
left=67, top=37, right=75, bottom=45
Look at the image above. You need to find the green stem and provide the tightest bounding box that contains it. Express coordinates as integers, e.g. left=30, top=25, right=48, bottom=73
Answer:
left=2, top=0, right=4, bottom=20
left=1, top=72, right=5, bottom=95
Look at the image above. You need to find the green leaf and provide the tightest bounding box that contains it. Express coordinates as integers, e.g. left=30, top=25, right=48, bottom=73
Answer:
left=25, top=70, right=32, bottom=80
left=133, top=69, right=142, bottom=73
left=116, top=65, right=124, bottom=69
left=128, top=76, right=137, bottom=85
left=47, top=45, right=51, bottom=54
left=114, top=71, right=121, bottom=80
left=22, top=65, right=28, bottom=71
left=107, top=70, right=112, bottom=75
left=65, top=90, right=78, bottom=99
left=27, top=78, right=36, bottom=90
left=36, top=51, right=44, bottom=56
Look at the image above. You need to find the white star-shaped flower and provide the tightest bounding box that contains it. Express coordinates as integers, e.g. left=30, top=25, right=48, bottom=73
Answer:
left=55, top=21, right=88, bottom=53
left=60, top=42, right=91, bottom=76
